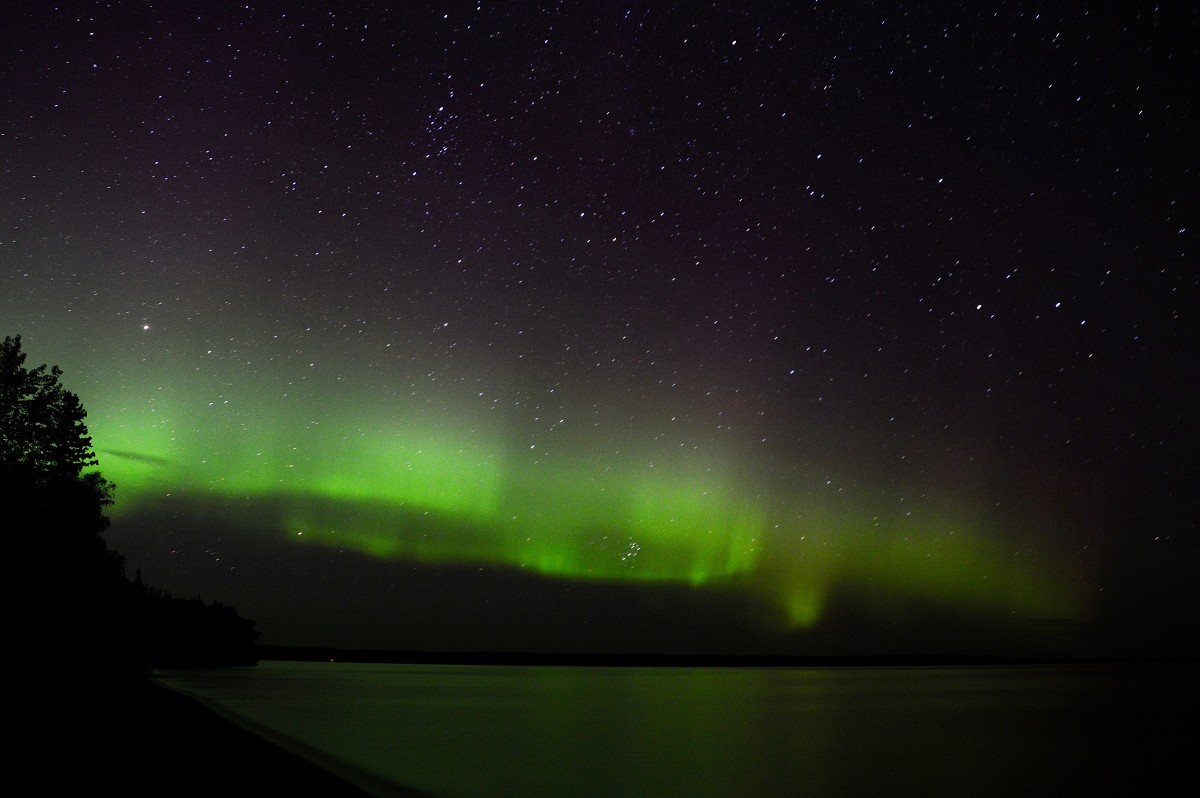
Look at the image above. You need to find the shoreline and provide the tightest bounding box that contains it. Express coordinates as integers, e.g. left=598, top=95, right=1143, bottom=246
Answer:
left=151, top=678, right=427, bottom=798
left=55, top=678, right=416, bottom=797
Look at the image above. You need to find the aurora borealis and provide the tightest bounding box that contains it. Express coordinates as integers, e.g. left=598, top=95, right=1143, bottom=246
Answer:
left=89, top=388, right=1084, bottom=631
left=2, top=2, right=1195, bottom=655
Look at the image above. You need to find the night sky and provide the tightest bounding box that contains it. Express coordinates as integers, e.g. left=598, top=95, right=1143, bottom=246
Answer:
left=3, top=1, right=1196, bottom=656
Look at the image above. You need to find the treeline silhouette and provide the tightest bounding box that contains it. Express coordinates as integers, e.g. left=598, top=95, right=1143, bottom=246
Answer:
left=3, top=334, right=257, bottom=677
left=138, top=576, right=259, bottom=667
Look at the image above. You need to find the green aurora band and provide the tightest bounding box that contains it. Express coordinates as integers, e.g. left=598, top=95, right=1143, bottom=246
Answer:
left=88, top=391, right=1090, bottom=633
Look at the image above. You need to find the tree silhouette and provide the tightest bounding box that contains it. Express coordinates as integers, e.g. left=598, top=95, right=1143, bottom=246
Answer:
left=1, top=335, right=140, bottom=674
left=1, top=335, right=118, bottom=556
left=2, top=335, right=258, bottom=674
left=1, top=335, right=103, bottom=478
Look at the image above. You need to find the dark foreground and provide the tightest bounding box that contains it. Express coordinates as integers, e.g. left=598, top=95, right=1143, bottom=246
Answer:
left=25, top=678, right=381, bottom=797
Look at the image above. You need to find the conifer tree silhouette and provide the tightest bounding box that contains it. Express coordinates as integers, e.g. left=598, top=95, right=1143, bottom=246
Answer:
left=1, top=335, right=138, bottom=673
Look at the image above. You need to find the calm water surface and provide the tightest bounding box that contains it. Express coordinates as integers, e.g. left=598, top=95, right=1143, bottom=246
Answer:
left=154, top=660, right=1191, bottom=797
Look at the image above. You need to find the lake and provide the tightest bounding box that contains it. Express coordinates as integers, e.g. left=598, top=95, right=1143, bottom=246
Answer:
left=153, top=660, right=1192, bottom=797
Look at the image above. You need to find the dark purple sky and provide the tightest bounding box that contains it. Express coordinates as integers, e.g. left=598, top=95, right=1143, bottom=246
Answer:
left=2, top=2, right=1196, bottom=655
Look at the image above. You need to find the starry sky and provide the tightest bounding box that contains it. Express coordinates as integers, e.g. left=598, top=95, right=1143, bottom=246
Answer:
left=3, top=1, right=1196, bottom=656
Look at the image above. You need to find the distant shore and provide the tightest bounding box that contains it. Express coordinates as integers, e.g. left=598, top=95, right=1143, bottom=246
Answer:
left=256, top=644, right=1197, bottom=668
